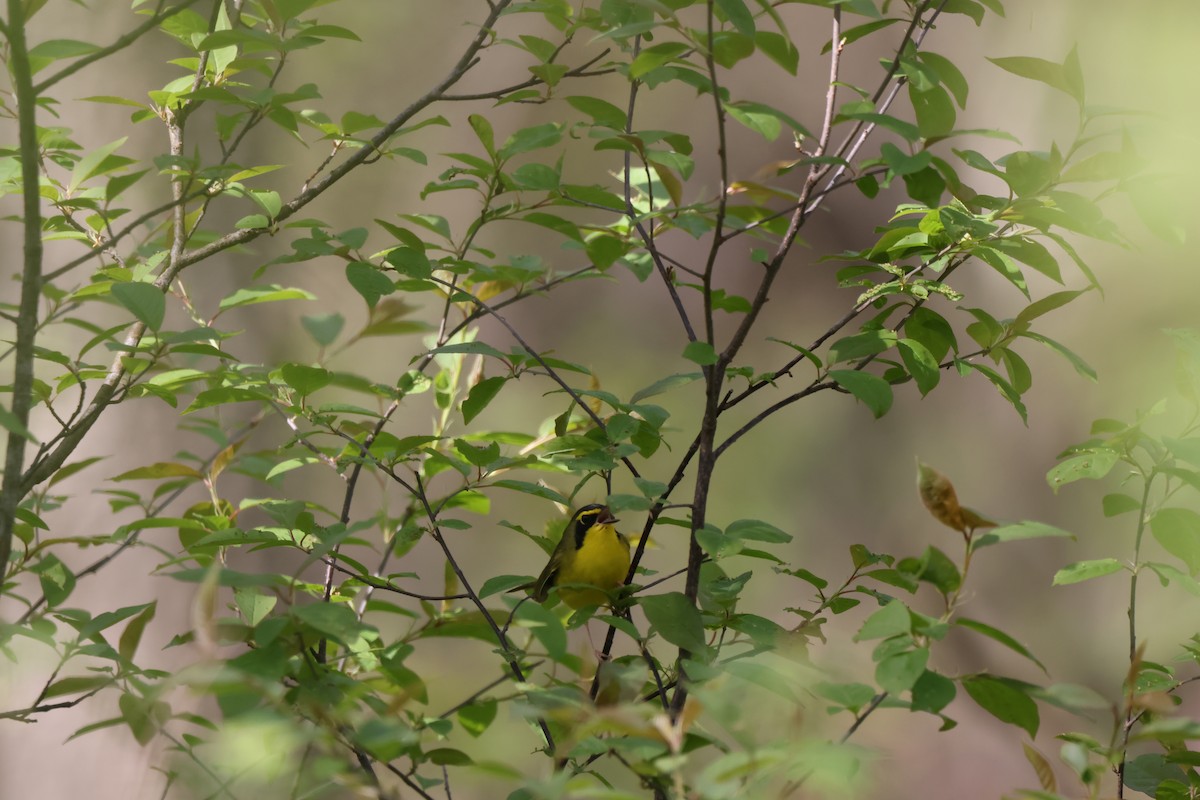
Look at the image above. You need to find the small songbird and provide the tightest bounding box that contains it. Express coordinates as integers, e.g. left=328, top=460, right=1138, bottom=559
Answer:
left=530, top=504, right=631, bottom=609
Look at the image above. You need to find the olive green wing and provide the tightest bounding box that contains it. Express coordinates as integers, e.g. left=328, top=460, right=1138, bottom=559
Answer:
left=530, top=545, right=564, bottom=602
left=530, top=513, right=581, bottom=601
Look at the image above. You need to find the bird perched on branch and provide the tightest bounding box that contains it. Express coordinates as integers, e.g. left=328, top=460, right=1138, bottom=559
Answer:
left=530, top=504, right=631, bottom=609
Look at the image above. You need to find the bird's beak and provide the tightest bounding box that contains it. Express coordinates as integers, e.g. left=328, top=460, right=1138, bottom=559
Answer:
left=597, top=508, right=618, bottom=525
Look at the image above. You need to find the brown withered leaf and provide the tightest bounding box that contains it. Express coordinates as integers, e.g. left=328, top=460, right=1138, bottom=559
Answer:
left=917, top=460, right=966, bottom=532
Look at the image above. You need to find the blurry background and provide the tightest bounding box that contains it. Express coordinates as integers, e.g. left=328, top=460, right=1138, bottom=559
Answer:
left=2, top=0, right=1199, bottom=797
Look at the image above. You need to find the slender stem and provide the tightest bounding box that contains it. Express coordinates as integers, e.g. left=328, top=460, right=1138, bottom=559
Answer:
left=699, top=0, right=730, bottom=349
left=841, top=692, right=887, bottom=744
left=0, top=0, right=45, bottom=576
left=1115, top=470, right=1156, bottom=799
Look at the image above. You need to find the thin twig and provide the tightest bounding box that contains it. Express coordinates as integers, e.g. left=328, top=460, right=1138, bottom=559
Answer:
left=33, top=0, right=207, bottom=93
left=18, top=0, right=519, bottom=500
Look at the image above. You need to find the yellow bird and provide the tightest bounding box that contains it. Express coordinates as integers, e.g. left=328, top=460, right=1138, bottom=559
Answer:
left=531, top=504, right=631, bottom=609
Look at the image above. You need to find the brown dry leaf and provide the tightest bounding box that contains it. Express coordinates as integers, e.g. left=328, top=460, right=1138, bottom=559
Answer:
left=1131, top=691, right=1176, bottom=715
left=917, top=460, right=966, bottom=532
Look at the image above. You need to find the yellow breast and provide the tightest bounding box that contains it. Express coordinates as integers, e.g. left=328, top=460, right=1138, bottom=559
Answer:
left=557, top=523, right=630, bottom=609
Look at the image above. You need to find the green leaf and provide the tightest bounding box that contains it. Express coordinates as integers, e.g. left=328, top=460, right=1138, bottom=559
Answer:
left=755, top=30, right=798, bottom=74
left=1012, top=290, right=1086, bottom=332
left=457, top=699, right=498, bottom=738
left=515, top=601, right=568, bottom=663
left=1046, top=449, right=1119, bottom=492
left=905, top=307, right=957, bottom=362
left=919, top=51, right=969, bottom=108
left=972, top=521, right=1075, bottom=550
left=68, top=136, right=128, bottom=192
left=520, top=211, right=582, bottom=242
left=976, top=245, right=1028, bottom=296
left=512, top=162, right=560, bottom=190
left=814, top=681, right=877, bottom=712
left=1030, top=683, right=1111, bottom=714
left=877, top=647, right=929, bottom=694
left=715, top=0, right=755, bottom=35
left=427, top=748, right=473, bottom=767
left=880, top=142, right=932, bottom=176
left=1021, top=332, right=1096, bottom=381
left=468, top=114, right=496, bottom=157
left=454, top=438, right=500, bottom=467
left=498, top=123, right=563, bottom=158
left=1102, top=493, right=1141, bottom=517
left=1146, top=562, right=1200, bottom=596
left=29, top=38, right=101, bottom=75
left=1165, top=437, right=1200, bottom=469
left=640, top=592, right=710, bottom=656
left=829, top=370, right=893, bottom=418
left=428, top=341, right=509, bottom=360
left=911, top=545, right=961, bottom=596
left=234, top=589, right=277, bottom=626
left=1052, top=558, right=1123, bottom=586
left=989, top=54, right=1082, bottom=104
left=218, top=285, right=316, bottom=311
left=354, top=718, right=417, bottom=761
left=854, top=600, right=911, bottom=641
left=911, top=669, right=956, bottom=714
left=724, top=101, right=781, bottom=141
left=1150, top=508, right=1200, bottom=575
left=292, top=602, right=367, bottom=645
left=112, top=282, right=165, bottom=330
left=963, top=675, right=1039, bottom=737
left=629, top=41, right=691, bottom=79
left=1123, top=754, right=1187, bottom=796
left=696, top=524, right=740, bottom=560
left=346, top=262, right=395, bottom=308
left=725, top=519, right=791, bottom=543
left=281, top=363, right=331, bottom=397
left=489, top=480, right=569, bottom=505
left=118, top=602, right=157, bottom=661
left=630, top=372, right=702, bottom=404
left=34, top=554, right=76, bottom=607
left=829, top=330, right=897, bottom=363
left=909, top=84, right=956, bottom=138
left=956, top=617, right=1046, bottom=672
left=898, top=338, right=940, bottom=396
left=301, top=313, right=344, bottom=347
left=683, top=341, right=718, bottom=366
left=824, top=18, right=900, bottom=53
left=903, top=166, right=946, bottom=208
left=996, top=237, right=1063, bottom=283
left=462, top=376, right=506, bottom=424
left=567, top=95, right=627, bottom=129
left=44, top=675, right=113, bottom=700
left=840, top=111, right=919, bottom=143
left=112, top=461, right=203, bottom=481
